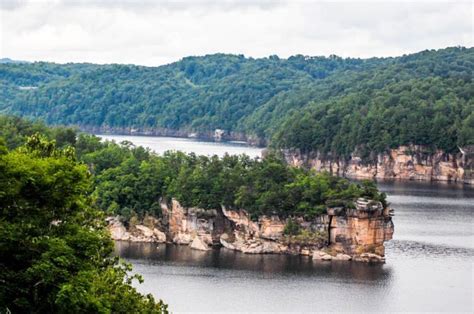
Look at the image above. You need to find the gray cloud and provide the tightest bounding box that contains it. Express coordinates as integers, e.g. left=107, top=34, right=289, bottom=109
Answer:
left=0, top=0, right=27, bottom=10
left=1, top=0, right=472, bottom=65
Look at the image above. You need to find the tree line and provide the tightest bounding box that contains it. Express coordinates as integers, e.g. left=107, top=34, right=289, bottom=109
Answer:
left=2, top=47, right=471, bottom=158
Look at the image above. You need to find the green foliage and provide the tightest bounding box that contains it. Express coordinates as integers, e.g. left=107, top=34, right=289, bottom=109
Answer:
left=283, top=219, right=301, bottom=236
left=0, top=115, right=77, bottom=150
left=273, top=75, right=473, bottom=157
left=0, top=114, right=389, bottom=221
left=88, top=144, right=387, bottom=219
left=284, top=229, right=328, bottom=246
left=1, top=47, right=472, bottom=157
left=0, top=135, right=167, bottom=313
left=0, top=53, right=367, bottom=132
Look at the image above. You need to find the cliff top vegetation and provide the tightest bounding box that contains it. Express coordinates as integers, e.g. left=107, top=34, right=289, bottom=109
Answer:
left=1, top=115, right=387, bottom=222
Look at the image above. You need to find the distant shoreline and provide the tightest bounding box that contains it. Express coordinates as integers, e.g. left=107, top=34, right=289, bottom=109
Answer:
left=78, top=125, right=266, bottom=147
left=93, top=133, right=260, bottom=148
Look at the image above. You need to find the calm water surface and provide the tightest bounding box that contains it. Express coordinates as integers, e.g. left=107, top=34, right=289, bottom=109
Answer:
left=113, top=136, right=473, bottom=313
left=98, top=134, right=263, bottom=158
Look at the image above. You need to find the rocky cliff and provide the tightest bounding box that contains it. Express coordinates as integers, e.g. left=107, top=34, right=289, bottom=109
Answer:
left=284, top=145, right=474, bottom=185
left=108, top=198, right=394, bottom=263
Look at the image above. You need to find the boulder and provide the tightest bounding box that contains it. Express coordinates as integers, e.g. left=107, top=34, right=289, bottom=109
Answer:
left=107, top=217, right=130, bottom=241
left=334, top=253, right=352, bottom=261
left=354, top=253, right=385, bottom=263
left=153, top=228, right=167, bottom=243
left=190, top=236, right=210, bottom=251
left=261, top=241, right=285, bottom=254
left=173, top=232, right=192, bottom=244
left=135, top=225, right=154, bottom=238
left=242, top=244, right=263, bottom=254
left=312, top=250, right=333, bottom=261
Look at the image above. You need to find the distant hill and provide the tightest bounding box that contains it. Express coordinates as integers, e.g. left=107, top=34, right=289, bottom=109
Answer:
left=0, top=47, right=472, bottom=156
left=0, top=58, right=30, bottom=64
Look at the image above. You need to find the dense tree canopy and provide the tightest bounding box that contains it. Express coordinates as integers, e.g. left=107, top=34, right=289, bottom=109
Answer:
left=0, top=132, right=168, bottom=313
left=2, top=47, right=472, bottom=158
left=0, top=115, right=387, bottom=222
left=85, top=140, right=387, bottom=220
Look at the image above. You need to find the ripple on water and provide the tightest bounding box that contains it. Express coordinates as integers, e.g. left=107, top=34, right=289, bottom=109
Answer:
left=385, top=239, right=474, bottom=260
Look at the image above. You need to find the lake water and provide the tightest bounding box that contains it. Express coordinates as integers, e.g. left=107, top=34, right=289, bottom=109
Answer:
left=112, top=136, right=473, bottom=313
left=98, top=134, right=263, bottom=158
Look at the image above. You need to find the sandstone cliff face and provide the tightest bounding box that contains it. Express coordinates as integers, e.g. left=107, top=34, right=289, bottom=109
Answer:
left=284, top=145, right=474, bottom=184
left=160, top=199, right=216, bottom=246
left=108, top=197, right=394, bottom=262
left=327, top=199, right=394, bottom=259
left=106, top=216, right=166, bottom=243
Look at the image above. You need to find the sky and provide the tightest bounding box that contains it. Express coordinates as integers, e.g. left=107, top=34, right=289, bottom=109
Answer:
left=0, top=0, right=472, bottom=66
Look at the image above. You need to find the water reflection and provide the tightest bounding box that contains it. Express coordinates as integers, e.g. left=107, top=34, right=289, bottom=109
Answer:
left=115, top=180, right=473, bottom=312
left=116, top=242, right=392, bottom=283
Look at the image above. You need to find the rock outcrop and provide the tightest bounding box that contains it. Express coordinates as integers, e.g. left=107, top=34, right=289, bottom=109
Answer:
left=284, top=145, right=474, bottom=184
left=106, top=216, right=166, bottom=243
left=107, top=197, right=394, bottom=262
left=327, top=198, right=394, bottom=258
left=190, top=236, right=211, bottom=251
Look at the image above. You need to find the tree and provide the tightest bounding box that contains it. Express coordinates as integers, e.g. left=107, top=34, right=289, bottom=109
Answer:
left=0, top=134, right=167, bottom=313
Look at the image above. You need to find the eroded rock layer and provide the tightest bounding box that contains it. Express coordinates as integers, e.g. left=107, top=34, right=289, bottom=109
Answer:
left=108, top=197, right=394, bottom=263
left=284, top=145, right=474, bottom=184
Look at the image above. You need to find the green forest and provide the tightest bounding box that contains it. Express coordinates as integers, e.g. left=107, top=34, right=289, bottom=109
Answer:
left=0, top=117, right=168, bottom=313
left=1, top=47, right=472, bottom=159
left=0, top=115, right=386, bottom=220
left=0, top=116, right=388, bottom=311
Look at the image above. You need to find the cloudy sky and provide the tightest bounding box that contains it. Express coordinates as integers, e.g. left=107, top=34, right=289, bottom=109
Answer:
left=0, top=0, right=472, bottom=66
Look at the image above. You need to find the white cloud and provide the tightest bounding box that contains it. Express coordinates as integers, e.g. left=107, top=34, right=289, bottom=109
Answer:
left=1, top=0, right=472, bottom=65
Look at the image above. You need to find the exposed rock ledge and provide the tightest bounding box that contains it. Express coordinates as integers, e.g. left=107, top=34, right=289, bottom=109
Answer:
left=107, top=198, right=394, bottom=263
left=284, top=145, right=474, bottom=184
left=106, top=216, right=166, bottom=243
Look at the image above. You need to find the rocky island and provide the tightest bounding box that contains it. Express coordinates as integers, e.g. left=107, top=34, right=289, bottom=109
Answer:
left=108, top=196, right=394, bottom=263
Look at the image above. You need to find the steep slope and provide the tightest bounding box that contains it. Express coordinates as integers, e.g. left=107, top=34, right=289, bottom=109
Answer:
left=0, top=53, right=367, bottom=133
left=1, top=47, right=472, bottom=183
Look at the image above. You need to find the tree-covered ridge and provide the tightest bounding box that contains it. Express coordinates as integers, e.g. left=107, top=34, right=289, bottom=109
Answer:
left=243, top=47, right=473, bottom=138
left=0, top=115, right=387, bottom=221
left=0, top=132, right=168, bottom=313
left=1, top=53, right=371, bottom=130
left=1, top=47, right=472, bottom=156
left=273, top=76, right=474, bottom=158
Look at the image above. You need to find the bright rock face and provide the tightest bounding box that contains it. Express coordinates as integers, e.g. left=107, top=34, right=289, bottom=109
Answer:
left=107, top=217, right=130, bottom=241
left=106, top=217, right=166, bottom=243
left=284, top=145, right=474, bottom=184
left=190, top=236, right=211, bottom=251
left=327, top=199, right=394, bottom=257
left=108, top=198, right=394, bottom=262
left=161, top=199, right=215, bottom=246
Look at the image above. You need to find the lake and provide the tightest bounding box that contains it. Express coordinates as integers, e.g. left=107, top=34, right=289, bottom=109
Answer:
left=110, top=135, right=473, bottom=313
left=98, top=134, right=263, bottom=158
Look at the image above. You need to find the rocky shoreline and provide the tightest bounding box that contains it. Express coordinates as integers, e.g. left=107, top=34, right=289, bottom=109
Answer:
left=284, top=145, right=474, bottom=185
left=107, top=198, right=394, bottom=263
left=81, top=127, right=473, bottom=184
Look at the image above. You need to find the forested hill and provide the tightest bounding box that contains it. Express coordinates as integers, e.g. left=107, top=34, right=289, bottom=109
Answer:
left=1, top=47, right=473, bottom=157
